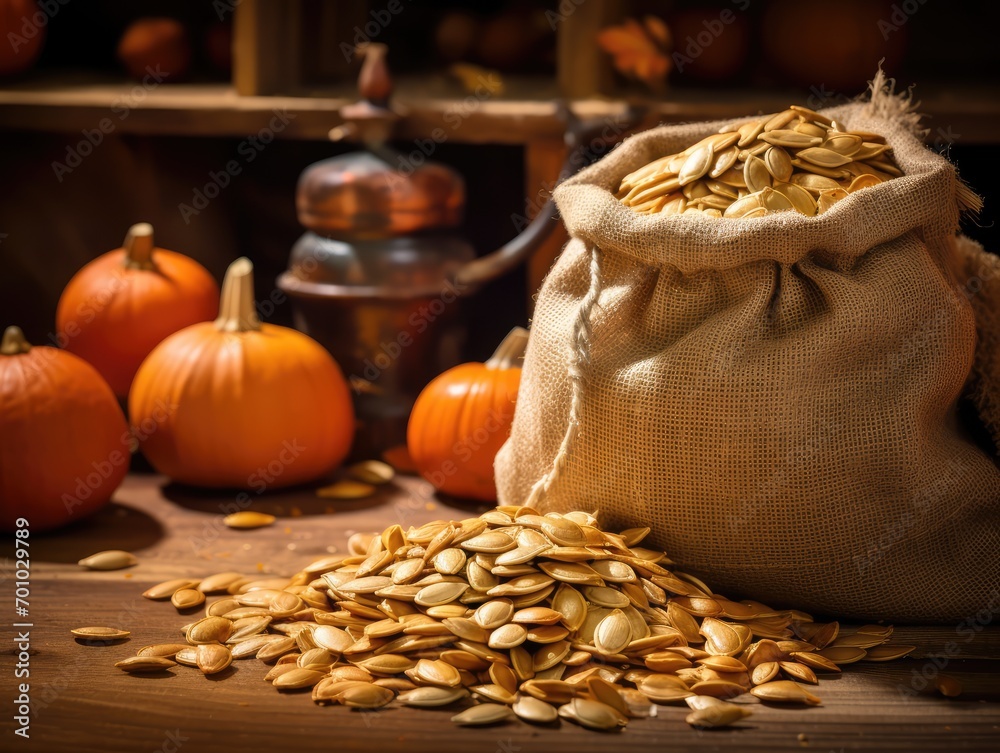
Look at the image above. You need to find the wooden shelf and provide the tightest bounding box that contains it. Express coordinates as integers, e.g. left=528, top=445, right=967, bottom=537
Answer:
left=1, top=75, right=998, bottom=144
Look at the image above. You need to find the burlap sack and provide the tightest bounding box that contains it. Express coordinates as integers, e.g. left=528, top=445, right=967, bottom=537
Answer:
left=496, top=85, right=1000, bottom=623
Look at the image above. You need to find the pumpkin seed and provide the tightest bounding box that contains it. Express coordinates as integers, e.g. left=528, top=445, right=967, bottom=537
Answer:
left=411, top=658, right=463, bottom=687
left=187, top=617, right=234, bottom=644
left=512, top=606, right=563, bottom=625
left=223, top=511, right=275, bottom=529
left=583, top=585, right=630, bottom=609
left=816, top=646, right=867, bottom=664
left=488, top=623, right=528, bottom=650
left=533, top=640, right=571, bottom=671
left=108, top=504, right=910, bottom=735
left=686, top=702, right=752, bottom=728
left=143, top=579, right=199, bottom=600
left=78, top=550, right=137, bottom=570
left=171, top=589, right=206, bottom=610
left=339, top=683, right=395, bottom=707
left=513, top=695, right=559, bottom=724
left=678, top=143, right=714, bottom=186
left=862, top=644, right=916, bottom=662
left=618, top=105, right=902, bottom=219
left=415, top=581, right=469, bottom=607
left=196, top=643, right=232, bottom=675
left=751, top=680, right=821, bottom=705
left=398, top=686, right=468, bottom=707
left=71, top=626, right=130, bottom=641
left=451, top=703, right=514, bottom=726
left=315, top=480, right=376, bottom=499
left=197, top=572, right=245, bottom=594
left=347, top=460, right=395, bottom=485
left=115, top=656, right=176, bottom=673
left=137, top=643, right=189, bottom=659
left=935, top=674, right=962, bottom=697
left=460, top=531, right=517, bottom=553
left=474, top=598, right=515, bottom=629
left=562, top=698, right=627, bottom=730
left=432, top=548, right=467, bottom=575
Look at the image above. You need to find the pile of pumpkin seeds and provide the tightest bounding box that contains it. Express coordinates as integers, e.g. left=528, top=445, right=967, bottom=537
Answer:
left=617, top=105, right=903, bottom=218
left=85, top=507, right=917, bottom=731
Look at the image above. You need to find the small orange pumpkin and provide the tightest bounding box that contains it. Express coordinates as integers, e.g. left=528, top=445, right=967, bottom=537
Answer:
left=407, top=327, right=527, bottom=501
left=129, top=257, right=354, bottom=489
left=0, top=0, right=45, bottom=77
left=0, top=326, right=129, bottom=531
left=56, top=223, right=219, bottom=398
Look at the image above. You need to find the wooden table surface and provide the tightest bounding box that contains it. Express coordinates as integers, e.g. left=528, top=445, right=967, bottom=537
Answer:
left=3, top=472, right=998, bottom=753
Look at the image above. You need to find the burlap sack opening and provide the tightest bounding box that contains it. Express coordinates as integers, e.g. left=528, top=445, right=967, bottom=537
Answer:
left=496, top=86, right=1000, bottom=623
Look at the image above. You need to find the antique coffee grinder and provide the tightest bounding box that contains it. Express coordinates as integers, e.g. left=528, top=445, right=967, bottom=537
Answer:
left=278, top=45, right=639, bottom=456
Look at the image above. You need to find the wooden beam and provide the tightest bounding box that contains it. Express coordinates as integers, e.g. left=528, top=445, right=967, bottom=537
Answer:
left=556, top=0, right=622, bottom=98
left=233, top=0, right=302, bottom=96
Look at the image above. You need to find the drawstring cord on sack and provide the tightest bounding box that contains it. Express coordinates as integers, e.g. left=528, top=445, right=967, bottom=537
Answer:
left=524, top=243, right=603, bottom=508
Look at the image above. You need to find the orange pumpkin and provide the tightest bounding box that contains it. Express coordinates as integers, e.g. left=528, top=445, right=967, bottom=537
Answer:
left=117, top=17, right=192, bottom=81
left=407, top=327, right=527, bottom=501
left=129, top=257, right=354, bottom=489
left=0, top=0, right=45, bottom=77
left=56, top=223, right=219, bottom=398
left=0, top=326, right=129, bottom=531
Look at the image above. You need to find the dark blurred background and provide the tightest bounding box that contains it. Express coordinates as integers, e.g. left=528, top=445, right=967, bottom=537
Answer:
left=0, top=0, right=997, bottom=360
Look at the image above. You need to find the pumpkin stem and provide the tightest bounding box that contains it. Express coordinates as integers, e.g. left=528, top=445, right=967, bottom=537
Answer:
left=1, top=326, right=31, bottom=355
left=123, top=223, right=156, bottom=270
left=215, top=257, right=261, bottom=333
left=485, top=327, right=529, bottom=370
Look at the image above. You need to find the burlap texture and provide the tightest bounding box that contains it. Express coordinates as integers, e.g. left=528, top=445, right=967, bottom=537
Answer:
left=495, top=98, right=1000, bottom=623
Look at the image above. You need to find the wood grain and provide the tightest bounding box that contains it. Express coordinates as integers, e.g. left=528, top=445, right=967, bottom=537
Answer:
left=2, top=78, right=999, bottom=143
left=0, top=473, right=996, bottom=752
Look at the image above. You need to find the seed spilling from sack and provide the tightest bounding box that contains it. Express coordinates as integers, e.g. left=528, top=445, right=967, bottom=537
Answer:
left=617, top=105, right=903, bottom=217
left=95, top=507, right=918, bottom=732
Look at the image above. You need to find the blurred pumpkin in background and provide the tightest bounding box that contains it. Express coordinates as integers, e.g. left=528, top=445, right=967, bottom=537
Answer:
left=117, top=17, right=191, bottom=81
left=129, top=257, right=355, bottom=489
left=762, top=0, right=906, bottom=92
left=407, top=327, right=527, bottom=501
left=0, top=0, right=45, bottom=76
left=56, top=223, right=219, bottom=399
left=0, top=326, right=129, bottom=531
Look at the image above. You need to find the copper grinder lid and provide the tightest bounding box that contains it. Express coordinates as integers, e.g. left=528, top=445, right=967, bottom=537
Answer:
left=296, top=150, right=465, bottom=237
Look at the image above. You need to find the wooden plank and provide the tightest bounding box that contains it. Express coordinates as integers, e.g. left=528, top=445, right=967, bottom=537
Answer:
left=2, top=577, right=998, bottom=753
left=1, top=474, right=996, bottom=752
left=524, top=139, right=569, bottom=301
left=556, top=0, right=621, bottom=98
left=233, top=0, right=302, bottom=95
left=1, top=79, right=998, bottom=143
